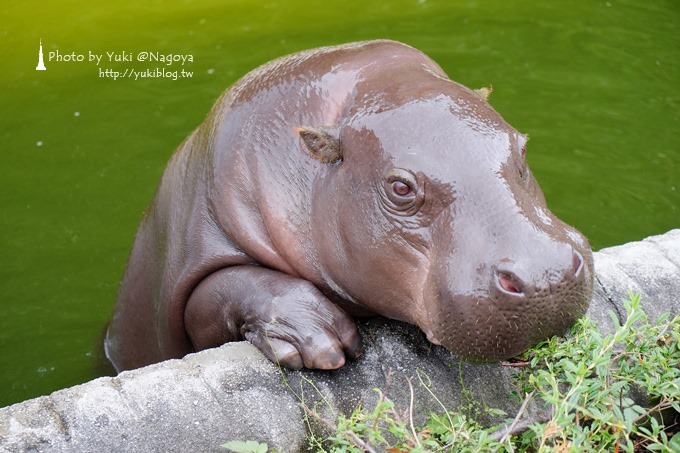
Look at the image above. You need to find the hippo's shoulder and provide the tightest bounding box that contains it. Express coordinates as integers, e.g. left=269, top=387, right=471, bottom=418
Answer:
left=325, top=39, right=424, bottom=58
left=230, top=40, right=433, bottom=93
left=282, top=39, right=426, bottom=66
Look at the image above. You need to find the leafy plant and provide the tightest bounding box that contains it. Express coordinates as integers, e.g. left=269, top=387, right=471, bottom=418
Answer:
left=514, top=293, right=679, bottom=452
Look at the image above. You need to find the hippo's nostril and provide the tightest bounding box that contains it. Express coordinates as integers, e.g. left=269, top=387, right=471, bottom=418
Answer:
left=572, top=250, right=584, bottom=277
left=497, top=271, right=523, bottom=295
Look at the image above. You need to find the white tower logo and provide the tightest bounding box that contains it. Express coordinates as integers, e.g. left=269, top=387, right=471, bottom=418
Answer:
left=36, top=39, right=47, bottom=71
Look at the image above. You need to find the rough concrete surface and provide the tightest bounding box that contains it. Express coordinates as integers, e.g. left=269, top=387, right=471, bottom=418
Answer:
left=1, top=229, right=678, bottom=452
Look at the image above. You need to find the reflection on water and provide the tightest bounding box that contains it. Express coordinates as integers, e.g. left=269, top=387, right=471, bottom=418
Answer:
left=0, top=0, right=678, bottom=407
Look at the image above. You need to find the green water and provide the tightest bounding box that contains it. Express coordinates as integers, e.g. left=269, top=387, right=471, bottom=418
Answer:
left=1, top=0, right=678, bottom=407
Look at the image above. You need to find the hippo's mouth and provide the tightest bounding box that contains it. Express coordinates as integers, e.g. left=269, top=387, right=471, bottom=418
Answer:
left=430, top=284, right=592, bottom=361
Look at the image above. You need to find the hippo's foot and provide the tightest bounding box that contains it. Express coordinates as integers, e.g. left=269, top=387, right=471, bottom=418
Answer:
left=185, top=266, right=362, bottom=370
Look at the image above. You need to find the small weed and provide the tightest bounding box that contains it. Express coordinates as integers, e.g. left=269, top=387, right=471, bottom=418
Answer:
left=222, top=440, right=270, bottom=453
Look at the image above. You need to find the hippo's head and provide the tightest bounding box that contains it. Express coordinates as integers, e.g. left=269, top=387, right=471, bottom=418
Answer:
left=300, top=61, right=593, bottom=362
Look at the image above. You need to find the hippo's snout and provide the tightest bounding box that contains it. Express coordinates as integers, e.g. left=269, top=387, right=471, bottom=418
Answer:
left=428, top=237, right=594, bottom=362
left=494, top=248, right=585, bottom=297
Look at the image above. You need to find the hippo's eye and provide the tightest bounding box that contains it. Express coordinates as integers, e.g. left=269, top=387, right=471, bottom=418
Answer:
left=382, top=169, right=421, bottom=216
left=392, top=180, right=413, bottom=197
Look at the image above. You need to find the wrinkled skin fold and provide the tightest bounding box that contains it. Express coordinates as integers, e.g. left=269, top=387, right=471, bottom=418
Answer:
left=105, top=40, right=594, bottom=372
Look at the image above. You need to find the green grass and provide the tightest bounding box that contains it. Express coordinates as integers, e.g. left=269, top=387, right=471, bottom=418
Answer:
left=223, top=294, right=679, bottom=452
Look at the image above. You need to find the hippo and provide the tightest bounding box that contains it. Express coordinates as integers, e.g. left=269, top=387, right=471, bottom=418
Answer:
left=105, top=39, right=594, bottom=372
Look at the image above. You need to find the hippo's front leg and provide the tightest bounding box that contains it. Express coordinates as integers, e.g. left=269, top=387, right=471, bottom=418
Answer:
left=184, top=266, right=362, bottom=370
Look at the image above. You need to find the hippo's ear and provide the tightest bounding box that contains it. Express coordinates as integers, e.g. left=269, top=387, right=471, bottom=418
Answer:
left=474, top=86, right=493, bottom=102
left=295, top=126, right=342, bottom=164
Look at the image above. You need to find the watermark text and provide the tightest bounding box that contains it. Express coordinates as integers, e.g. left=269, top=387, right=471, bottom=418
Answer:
left=98, top=67, right=194, bottom=81
left=47, top=50, right=194, bottom=66
left=36, top=43, right=196, bottom=81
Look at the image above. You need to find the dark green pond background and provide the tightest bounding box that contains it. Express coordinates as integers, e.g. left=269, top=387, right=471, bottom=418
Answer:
left=1, top=0, right=678, bottom=407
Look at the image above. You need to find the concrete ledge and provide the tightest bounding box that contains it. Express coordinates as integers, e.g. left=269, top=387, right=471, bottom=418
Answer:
left=1, top=229, right=678, bottom=452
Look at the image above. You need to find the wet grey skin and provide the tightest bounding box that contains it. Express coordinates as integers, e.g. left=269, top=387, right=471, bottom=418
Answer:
left=105, top=39, right=594, bottom=372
